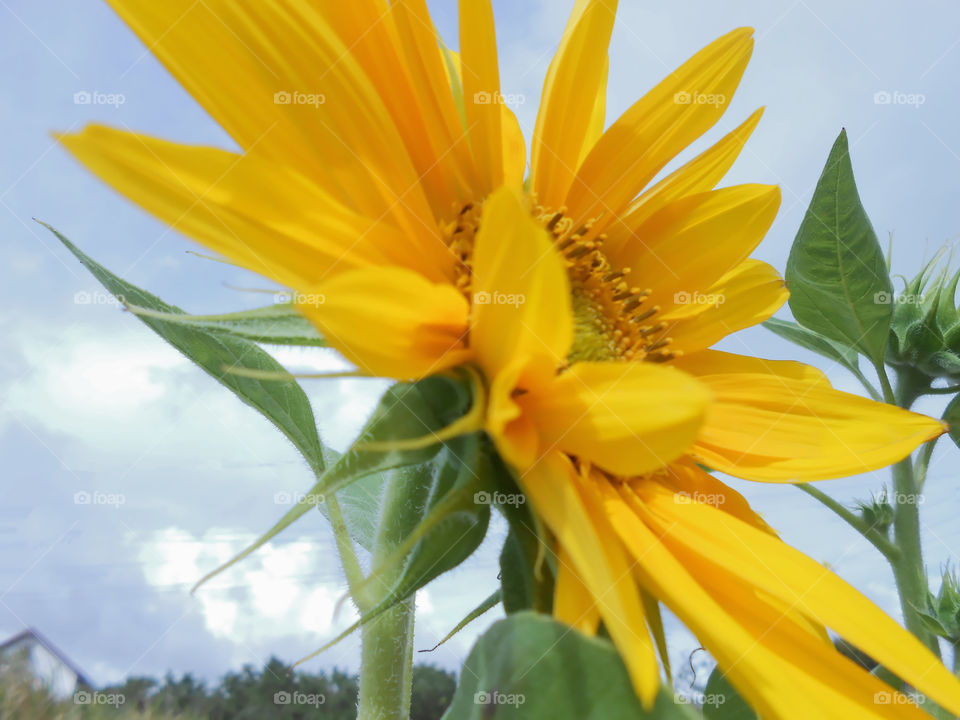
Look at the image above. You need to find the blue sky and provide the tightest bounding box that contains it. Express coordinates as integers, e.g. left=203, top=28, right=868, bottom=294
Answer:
left=2, top=0, right=960, bottom=688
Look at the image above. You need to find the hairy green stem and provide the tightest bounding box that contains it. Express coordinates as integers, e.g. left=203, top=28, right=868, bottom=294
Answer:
left=879, top=366, right=941, bottom=661
left=357, top=471, right=417, bottom=720
left=888, top=456, right=941, bottom=658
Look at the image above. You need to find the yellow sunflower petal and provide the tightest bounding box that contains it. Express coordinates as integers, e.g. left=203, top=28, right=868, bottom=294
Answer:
left=520, top=454, right=659, bottom=707
left=603, top=108, right=764, bottom=258
left=637, top=480, right=960, bottom=717
left=58, top=126, right=446, bottom=286
left=617, top=184, right=781, bottom=316
left=297, top=266, right=469, bottom=380
left=554, top=545, right=600, bottom=636
left=470, top=186, right=572, bottom=386
left=599, top=478, right=932, bottom=720
left=105, top=0, right=440, bottom=240
left=656, top=457, right=777, bottom=535
left=501, top=105, right=527, bottom=189
left=530, top=0, right=617, bottom=208
left=656, top=259, right=788, bottom=354
left=565, top=28, right=754, bottom=225
left=459, top=0, right=503, bottom=194
left=526, top=361, right=710, bottom=476
left=320, top=1, right=472, bottom=215
left=671, top=351, right=946, bottom=481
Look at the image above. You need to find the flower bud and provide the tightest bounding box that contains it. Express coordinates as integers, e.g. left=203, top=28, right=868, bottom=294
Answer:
left=888, top=256, right=960, bottom=379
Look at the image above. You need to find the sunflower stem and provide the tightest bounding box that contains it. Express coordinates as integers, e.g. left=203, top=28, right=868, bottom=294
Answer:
left=357, top=471, right=416, bottom=720
left=882, top=365, right=942, bottom=660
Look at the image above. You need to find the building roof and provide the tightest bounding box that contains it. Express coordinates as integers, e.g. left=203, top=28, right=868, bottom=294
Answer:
left=0, top=628, right=91, bottom=687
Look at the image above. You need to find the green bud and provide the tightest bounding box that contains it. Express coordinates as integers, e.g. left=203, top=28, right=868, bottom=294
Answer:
left=920, top=567, right=960, bottom=642
left=887, top=254, right=960, bottom=380
left=857, top=489, right=894, bottom=535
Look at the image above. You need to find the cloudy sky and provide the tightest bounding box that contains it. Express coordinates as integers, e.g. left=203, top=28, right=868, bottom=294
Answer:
left=2, top=0, right=960, bottom=690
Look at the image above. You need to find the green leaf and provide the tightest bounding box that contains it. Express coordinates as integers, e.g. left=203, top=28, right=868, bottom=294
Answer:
left=442, top=612, right=697, bottom=720
left=47, top=223, right=326, bottom=477
left=126, top=302, right=328, bottom=347
left=703, top=667, right=758, bottom=720
left=763, top=318, right=862, bottom=376
left=785, top=129, right=893, bottom=367
left=421, top=589, right=502, bottom=653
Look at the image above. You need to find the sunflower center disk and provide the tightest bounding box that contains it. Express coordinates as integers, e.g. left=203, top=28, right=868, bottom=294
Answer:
left=535, top=205, right=673, bottom=365
left=443, top=199, right=674, bottom=365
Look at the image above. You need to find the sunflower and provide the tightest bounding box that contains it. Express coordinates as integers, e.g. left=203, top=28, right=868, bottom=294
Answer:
left=61, top=0, right=960, bottom=717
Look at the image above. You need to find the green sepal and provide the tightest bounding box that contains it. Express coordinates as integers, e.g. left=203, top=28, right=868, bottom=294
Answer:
left=125, top=302, right=328, bottom=347
left=191, top=374, right=472, bottom=592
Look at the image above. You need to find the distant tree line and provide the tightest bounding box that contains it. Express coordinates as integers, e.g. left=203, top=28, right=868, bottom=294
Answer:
left=1, top=656, right=456, bottom=720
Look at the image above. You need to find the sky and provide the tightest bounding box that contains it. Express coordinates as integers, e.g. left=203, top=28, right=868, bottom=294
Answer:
left=2, top=0, right=960, bottom=690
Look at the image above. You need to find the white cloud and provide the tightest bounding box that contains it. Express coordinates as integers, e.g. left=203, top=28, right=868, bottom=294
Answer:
left=136, top=527, right=358, bottom=645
